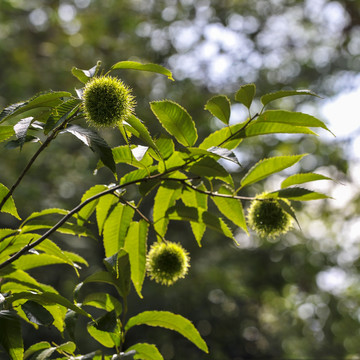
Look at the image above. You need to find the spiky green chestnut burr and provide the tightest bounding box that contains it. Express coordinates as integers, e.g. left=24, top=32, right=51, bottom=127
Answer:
left=247, top=193, right=293, bottom=238
left=146, top=241, right=190, bottom=286
left=82, top=76, right=135, bottom=127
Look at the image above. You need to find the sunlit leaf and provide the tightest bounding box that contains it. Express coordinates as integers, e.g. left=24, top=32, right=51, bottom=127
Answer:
left=240, top=154, right=307, bottom=188
left=77, top=184, right=108, bottom=226
left=199, top=123, right=243, bottom=150
left=71, top=61, right=101, bottom=83
left=124, top=220, right=148, bottom=298
left=103, top=202, right=135, bottom=257
left=153, top=182, right=182, bottom=238
left=261, top=89, right=320, bottom=107
left=127, top=343, right=164, bottom=360
left=150, top=101, right=198, bottom=147
left=181, top=184, right=207, bottom=246
left=0, top=183, right=21, bottom=219
left=268, top=187, right=331, bottom=201
left=235, top=84, right=256, bottom=109
left=281, top=173, right=333, bottom=189
left=212, top=186, right=248, bottom=234
left=204, top=95, right=231, bottom=125
left=0, top=91, right=71, bottom=124
left=82, top=293, right=122, bottom=315
left=111, top=61, right=174, bottom=80
left=255, top=110, right=333, bottom=135
left=166, top=203, right=233, bottom=240
left=125, top=311, right=208, bottom=353
left=124, top=115, right=160, bottom=156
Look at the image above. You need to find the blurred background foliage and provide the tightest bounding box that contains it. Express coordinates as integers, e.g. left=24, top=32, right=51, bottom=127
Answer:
left=1, top=0, right=360, bottom=358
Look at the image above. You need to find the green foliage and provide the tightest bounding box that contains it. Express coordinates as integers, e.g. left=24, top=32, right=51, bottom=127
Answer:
left=0, top=61, right=334, bottom=359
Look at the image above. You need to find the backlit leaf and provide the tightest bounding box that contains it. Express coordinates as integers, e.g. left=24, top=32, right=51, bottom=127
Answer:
left=261, top=89, right=320, bottom=107
left=103, top=202, right=135, bottom=257
left=150, top=101, right=197, bottom=147
left=240, top=154, right=307, bottom=188
left=127, top=343, right=164, bottom=360
left=204, top=95, right=231, bottom=125
left=281, top=173, right=333, bottom=189
left=0, top=183, right=21, bottom=219
left=268, top=187, right=331, bottom=201
left=124, top=220, right=148, bottom=298
left=125, top=311, right=208, bottom=353
left=212, top=186, right=248, bottom=234
left=235, top=84, right=256, bottom=109
left=111, top=61, right=174, bottom=80
left=255, top=110, right=333, bottom=135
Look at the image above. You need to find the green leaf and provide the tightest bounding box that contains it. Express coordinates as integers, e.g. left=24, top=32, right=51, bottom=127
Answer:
left=268, top=187, right=331, bottom=201
left=255, top=110, right=333, bottom=135
left=241, top=121, right=318, bottom=137
left=72, top=61, right=101, bottom=83
left=188, top=156, right=228, bottom=178
left=166, top=203, right=233, bottom=240
left=111, top=61, right=174, bottom=81
left=8, top=292, right=91, bottom=318
left=124, top=220, right=148, bottom=298
left=0, top=91, right=71, bottom=124
left=0, top=183, right=21, bottom=219
left=44, top=98, right=82, bottom=134
left=240, top=154, right=307, bottom=188
left=235, top=84, right=256, bottom=109
left=82, top=271, right=123, bottom=295
left=63, top=124, right=116, bottom=174
left=87, top=311, right=121, bottom=348
left=124, top=115, right=161, bottom=156
left=127, top=343, right=164, bottom=360
left=204, top=95, right=231, bottom=125
left=0, top=126, right=15, bottom=143
left=199, top=123, right=243, bottom=150
left=281, top=173, right=333, bottom=189
left=158, top=151, right=187, bottom=173
left=181, top=185, right=207, bottom=246
left=125, top=311, right=208, bottom=353
left=96, top=193, right=118, bottom=235
left=150, top=101, right=198, bottom=147
left=187, top=146, right=240, bottom=165
left=110, top=145, right=153, bottom=169
left=103, top=202, right=135, bottom=257
left=24, top=342, right=51, bottom=359
left=83, top=293, right=122, bottom=315
left=153, top=182, right=182, bottom=238
left=21, top=300, right=54, bottom=326
left=56, top=341, right=76, bottom=354
left=119, top=166, right=158, bottom=185
left=77, top=184, right=108, bottom=226
left=0, top=310, right=23, bottom=360
left=149, top=135, right=174, bottom=160
left=261, top=89, right=320, bottom=107
left=212, top=186, right=248, bottom=234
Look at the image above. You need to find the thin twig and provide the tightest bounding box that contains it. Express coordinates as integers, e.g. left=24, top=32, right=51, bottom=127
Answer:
left=0, top=172, right=165, bottom=270
left=166, top=178, right=256, bottom=200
